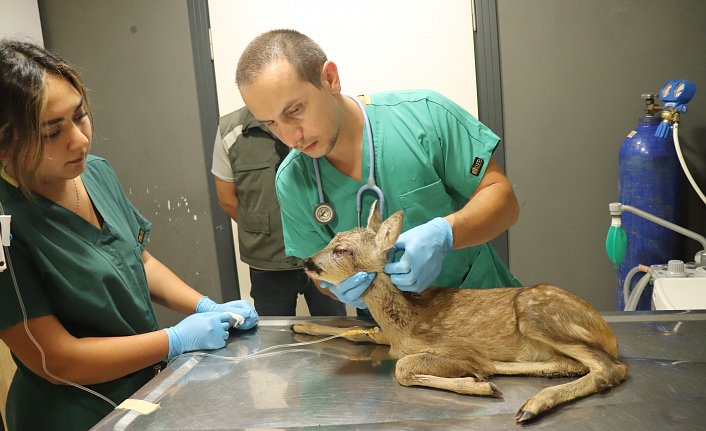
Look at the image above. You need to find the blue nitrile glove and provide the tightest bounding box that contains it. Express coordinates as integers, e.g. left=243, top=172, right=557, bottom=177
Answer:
left=164, top=311, right=233, bottom=361
left=321, top=271, right=376, bottom=309
left=196, top=296, right=259, bottom=330
left=384, top=217, right=453, bottom=293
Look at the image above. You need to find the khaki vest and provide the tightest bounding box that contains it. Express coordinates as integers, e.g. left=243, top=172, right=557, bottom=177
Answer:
left=219, top=109, right=302, bottom=269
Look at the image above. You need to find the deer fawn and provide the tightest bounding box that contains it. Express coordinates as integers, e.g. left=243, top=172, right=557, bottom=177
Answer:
left=296, top=202, right=627, bottom=423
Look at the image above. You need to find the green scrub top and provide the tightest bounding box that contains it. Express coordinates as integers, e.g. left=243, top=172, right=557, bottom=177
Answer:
left=276, top=90, right=521, bottom=289
left=0, top=156, right=159, bottom=430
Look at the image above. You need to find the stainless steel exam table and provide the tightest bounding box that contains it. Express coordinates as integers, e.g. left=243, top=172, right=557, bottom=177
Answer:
left=93, top=311, right=706, bottom=430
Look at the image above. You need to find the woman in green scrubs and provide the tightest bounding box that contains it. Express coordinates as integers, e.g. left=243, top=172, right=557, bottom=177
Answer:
left=237, top=29, right=521, bottom=308
left=0, top=40, right=258, bottom=430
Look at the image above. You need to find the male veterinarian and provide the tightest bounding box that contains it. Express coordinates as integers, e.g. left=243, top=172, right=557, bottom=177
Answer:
left=236, top=29, right=522, bottom=309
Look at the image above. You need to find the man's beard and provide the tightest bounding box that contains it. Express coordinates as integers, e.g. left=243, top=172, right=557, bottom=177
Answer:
left=320, top=130, right=338, bottom=158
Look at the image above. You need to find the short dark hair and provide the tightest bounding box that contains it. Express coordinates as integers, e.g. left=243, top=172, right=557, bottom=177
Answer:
left=0, top=39, right=91, bottom=197
left=236, top=29, right=327, bottom=88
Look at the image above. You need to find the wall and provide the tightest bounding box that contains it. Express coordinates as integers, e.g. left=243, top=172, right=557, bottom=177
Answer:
left=499, top=0, right=706, bottom=310
left=208, top=0, right=479, bottom=315
left=0, top=0, right=43, bottom=43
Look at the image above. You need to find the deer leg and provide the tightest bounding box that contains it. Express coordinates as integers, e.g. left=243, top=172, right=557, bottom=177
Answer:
left=515, top=344, right=628, bottom=423
left=395, top=353, right=502, bottom=397
left=492, top=357, right=588, bottom=377
left=290, top=322, right=390, bottom=345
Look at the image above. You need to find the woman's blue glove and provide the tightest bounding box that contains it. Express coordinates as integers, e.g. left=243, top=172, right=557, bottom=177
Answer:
left=321, top=272, right=376, bottom=309
left=196, top=296, right=259, bottom=330
left=383, top=217, right=453, bottom=293
left=164, top=311, right=233, bottom=361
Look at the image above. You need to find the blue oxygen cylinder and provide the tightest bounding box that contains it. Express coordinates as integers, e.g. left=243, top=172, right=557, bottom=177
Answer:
left=617, top=115, right=680, bottom=310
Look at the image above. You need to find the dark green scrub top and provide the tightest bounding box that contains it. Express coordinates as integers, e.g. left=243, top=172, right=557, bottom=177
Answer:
left=0, top=156, right=159, bottom=430
left=276, top=90, right=521, bottom=289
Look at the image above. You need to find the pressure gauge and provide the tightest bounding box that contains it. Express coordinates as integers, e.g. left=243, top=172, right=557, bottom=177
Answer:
left=661, top=82, right=673, bottom=99
left=659, top=79, right=697, bottom=105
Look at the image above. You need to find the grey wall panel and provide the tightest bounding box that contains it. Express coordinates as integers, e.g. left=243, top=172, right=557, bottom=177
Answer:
left=187, top=0, right=239, bottom=303
left=498, top=0, right=706, bottom=310
left=38, top=0, right=233, bottom=326
left=474, top=0, right=509, bottom=264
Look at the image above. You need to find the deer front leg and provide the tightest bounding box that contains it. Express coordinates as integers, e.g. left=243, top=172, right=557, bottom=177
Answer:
left=290, top=322, right=390, bottom=344
left=395, top=353, right=502, bottom=397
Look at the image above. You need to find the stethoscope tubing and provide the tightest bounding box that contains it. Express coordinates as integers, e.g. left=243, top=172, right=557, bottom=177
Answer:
left=351, top=95, right=385, bottom=222
left=312, top=95, right=385, bottom=226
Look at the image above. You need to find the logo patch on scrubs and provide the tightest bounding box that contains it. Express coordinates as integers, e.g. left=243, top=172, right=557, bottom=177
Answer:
left=137, top=229, right=145, bottom=244
left=470, top=158, right=484, bottom=176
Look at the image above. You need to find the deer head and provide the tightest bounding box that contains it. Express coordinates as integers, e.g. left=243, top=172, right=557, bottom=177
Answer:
left=304, top=201, right=404, bottom=285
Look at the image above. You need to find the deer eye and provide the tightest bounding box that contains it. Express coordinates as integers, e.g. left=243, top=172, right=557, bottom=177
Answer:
left=333, top=247, right=350, bottom=257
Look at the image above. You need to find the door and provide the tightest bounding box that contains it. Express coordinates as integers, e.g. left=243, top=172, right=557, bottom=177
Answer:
left=208, top=0, right=480, bottom=314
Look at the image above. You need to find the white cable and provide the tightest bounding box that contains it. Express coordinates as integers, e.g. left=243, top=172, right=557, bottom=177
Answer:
left=673, top=124, right=706, bottom=206
left=623, top=265, right=642, bottom=308
left=0, top=200, right=117, bottom=408
left=625, top=272, right=652, bottom=311
left=5, top=225, right=354, bottom=408
left=2, top=198, right=368, bottom=411
left=168, top=330, right=374, bottom=366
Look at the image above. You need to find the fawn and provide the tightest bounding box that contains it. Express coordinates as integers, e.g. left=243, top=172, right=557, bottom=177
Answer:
left=296, top=202, right=628, bottom=423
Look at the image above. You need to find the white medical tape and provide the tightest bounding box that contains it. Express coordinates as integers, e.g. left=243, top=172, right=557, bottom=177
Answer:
left=116, top=399, right=160, bottom=415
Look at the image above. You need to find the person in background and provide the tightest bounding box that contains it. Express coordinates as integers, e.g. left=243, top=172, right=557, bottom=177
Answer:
left=212, top=107, right=345, bottom=316
left=0, top=39, right=258, bottom=431
left=235, top=29, right=522, bottom=309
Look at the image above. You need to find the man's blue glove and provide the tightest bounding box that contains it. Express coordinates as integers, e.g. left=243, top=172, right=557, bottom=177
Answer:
left=196, top=296, right=259, bottom=330
left=321, top=272, right=376, bottom=309
left=164, top=311, right=233, bottom=361
left=384, top=217, right=453, bottom=293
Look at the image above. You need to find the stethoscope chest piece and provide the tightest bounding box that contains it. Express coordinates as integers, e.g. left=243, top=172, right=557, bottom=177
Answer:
left=313, top=202, right=336, bottom=225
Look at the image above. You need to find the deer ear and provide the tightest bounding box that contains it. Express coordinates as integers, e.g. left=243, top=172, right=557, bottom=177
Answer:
left=366, top=200, right=382, bottom=232
left=375, top=211, right=403, bottom=251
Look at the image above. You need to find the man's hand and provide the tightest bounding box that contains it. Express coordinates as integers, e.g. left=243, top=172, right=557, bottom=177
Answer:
left=384, top=217, right=453, bottom=293
left=321, top=272, right=376, bottom=309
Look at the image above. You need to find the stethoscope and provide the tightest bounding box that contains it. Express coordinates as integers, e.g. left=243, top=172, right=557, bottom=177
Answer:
left=313, top=95, right=385, bottom=227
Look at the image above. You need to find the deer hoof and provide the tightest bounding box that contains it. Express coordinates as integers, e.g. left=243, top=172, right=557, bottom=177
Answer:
left=515, top=408, right=536, bottom=423
left=489, top=382, right=503, bottom=397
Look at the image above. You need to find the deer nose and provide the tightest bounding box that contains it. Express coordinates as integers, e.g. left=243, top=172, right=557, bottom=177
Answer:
left=303, top=258, right=321, bottom=274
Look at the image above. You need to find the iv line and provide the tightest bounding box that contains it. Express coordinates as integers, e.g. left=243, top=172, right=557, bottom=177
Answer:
left=673, top=123, right=706, bottom=206
left=0, top=200, right=118, bottom=408
left=169, top=327, right=379, bottom=366
left=1, top=200, right=380, bottom=410
left=1, top=209, right=378, bottom=410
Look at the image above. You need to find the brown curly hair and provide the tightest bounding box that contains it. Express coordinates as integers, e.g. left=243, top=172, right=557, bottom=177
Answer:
left=0, top=39, right=92, bottom=197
